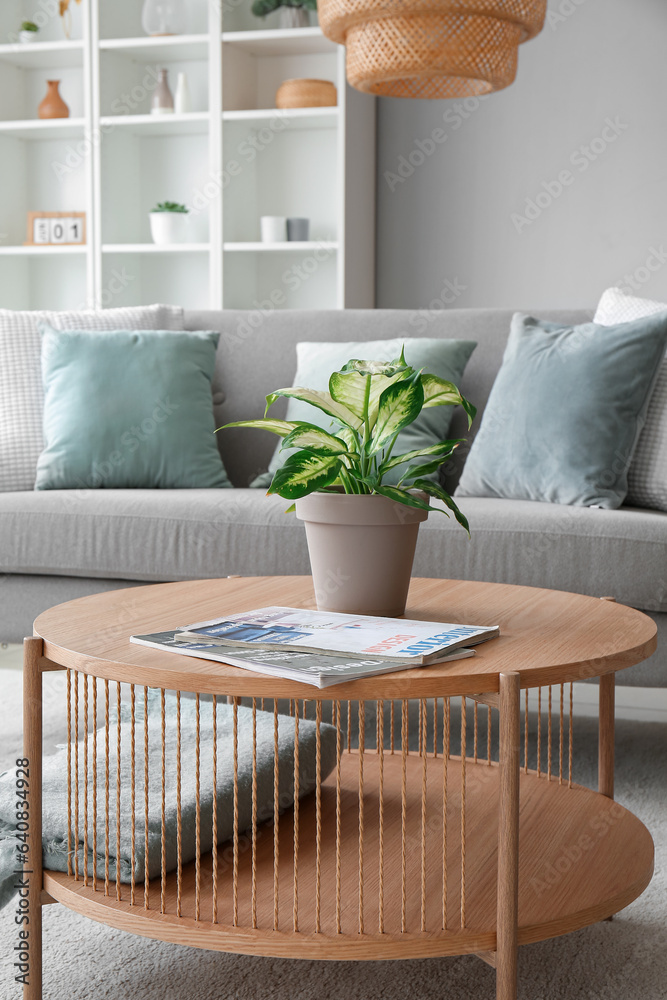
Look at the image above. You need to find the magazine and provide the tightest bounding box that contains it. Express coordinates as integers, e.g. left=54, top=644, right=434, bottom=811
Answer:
left=129, top=630, right=476, bottom=689
left=175, top=606, right=499, bottom=665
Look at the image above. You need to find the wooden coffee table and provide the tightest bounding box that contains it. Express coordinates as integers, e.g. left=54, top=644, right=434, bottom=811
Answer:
left=22, top=577, right=656, bottom=1000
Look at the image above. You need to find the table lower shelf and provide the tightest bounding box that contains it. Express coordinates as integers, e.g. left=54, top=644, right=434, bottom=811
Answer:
left=44, top=755, right=653, bottom=961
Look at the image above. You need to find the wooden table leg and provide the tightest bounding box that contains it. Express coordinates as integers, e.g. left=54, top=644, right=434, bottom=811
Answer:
left=23, top=637, right=43, bottom=1000
left=598, top=673, right=615, bottom=800
left=598, top=671, right=616, bottom=922
left=496, top=672, right=520, bottom=1000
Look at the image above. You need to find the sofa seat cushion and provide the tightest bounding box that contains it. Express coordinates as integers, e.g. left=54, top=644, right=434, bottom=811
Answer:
left=0, top=490, right=309, bottom=583
left=414, top=497, right=667, bottom=613
left=1, top=492, right=665, bottom=614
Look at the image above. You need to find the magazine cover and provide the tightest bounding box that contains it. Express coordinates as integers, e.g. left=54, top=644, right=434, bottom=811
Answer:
left=130, top=630, right=476, bottom=688
left=176, top=606, right=498, bottom=665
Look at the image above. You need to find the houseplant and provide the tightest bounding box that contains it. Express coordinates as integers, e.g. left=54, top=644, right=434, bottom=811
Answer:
left=19, top=21, right=39, bottom=43
left=149, top=201, right=189, bottom=245
left=222, top=349, right=475, bottom=616
left=252, top=0, right=317, bottom=30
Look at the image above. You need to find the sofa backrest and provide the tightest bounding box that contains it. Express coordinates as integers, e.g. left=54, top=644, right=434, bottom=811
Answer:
left=185, top=308, right=593, bottom=489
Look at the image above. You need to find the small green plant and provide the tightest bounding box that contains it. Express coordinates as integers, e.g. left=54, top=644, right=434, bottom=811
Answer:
left=221, top=348, right=475, bottom=531
left=151, top=201, right=189, bottom=214
left=252, top=0, right=317, bottom=16
left=21, top=21, right=39, bottom=32
left=153, top=201, right=190, bottom=215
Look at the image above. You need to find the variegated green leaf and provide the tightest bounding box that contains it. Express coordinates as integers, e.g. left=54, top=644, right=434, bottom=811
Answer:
left=380, top=439, right=461, bottom=474
left=420, top=375, right=464, bottom=407
left=338, top=351, right=412, bottom=377
left=412, top=479, right=470, bottom=535
left=329, top=368, right=410, bottom=428
left=267, top=451, right=343, bottom=500
left=460, top=395, right=477, bottom=429
left=372, top=484, right=434, bottom=512
left=328, top=370, right=370, bottom=421
left=370, top=374, right=424, bottom=452
left=265, top=386, right=362, bottom=431
left=337, top=424, right=360, bottom=453
left=420, top=375, right=477, bottom=428
left=398, top=458, right=444, bottom=483
left=218, top=418, right=300, bottom=437
left=282, top=423, right=352, bottom=456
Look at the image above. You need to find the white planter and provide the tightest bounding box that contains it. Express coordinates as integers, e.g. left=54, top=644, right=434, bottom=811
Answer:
left=149, top=212, right=189, bottom=245
left=295, top=492, right=428, bottom=616
left=279, top=7, right=310, bottom=29
left=260, top=216, right=287, bottom=242
left=19, top=31, right=38, bottom=43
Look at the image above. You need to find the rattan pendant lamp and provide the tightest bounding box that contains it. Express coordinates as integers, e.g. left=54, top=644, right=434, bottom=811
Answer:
left=318, top=0, right=547, bottom=98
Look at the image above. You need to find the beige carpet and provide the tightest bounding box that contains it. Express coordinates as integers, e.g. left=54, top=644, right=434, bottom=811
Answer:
left=0, top=669, right=665, bottom=1000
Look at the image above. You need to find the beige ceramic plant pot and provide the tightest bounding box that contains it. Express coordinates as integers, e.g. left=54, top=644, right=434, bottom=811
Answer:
left=294, top=492, right=428, bottom=617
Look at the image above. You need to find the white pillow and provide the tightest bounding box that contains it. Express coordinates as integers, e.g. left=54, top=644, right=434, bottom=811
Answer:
left=0, top=304, right=184, bottom=492
left=594, top=287, right=667, bottom=510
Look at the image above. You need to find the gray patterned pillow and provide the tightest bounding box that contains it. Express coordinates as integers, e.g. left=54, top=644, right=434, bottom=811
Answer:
left=594, top=288, right=667, bottom=510
left=0, top=305, right=184, bottom=492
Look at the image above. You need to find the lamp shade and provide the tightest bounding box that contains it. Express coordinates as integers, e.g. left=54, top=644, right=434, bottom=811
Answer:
left=318, top=0, right=547, bottom=98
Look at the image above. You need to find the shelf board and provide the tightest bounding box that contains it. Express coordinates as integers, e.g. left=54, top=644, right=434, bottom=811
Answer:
left=99, top=34, right=209, bottom=62
left=223, top=106, right=338, bottom=130
left=0, top=244, right=88, bottom=256
left=99, top=112, right=209, bottom=136
left=222, top=26, right=337, bottom=57
left=102, top=243, right=210, bottom=254
left=43, top=757, right=654, bottom=956
left=0, top=117, right=85, bottom=140
left=223, top=241, right=338, bottom=252
left=0, top=39, right=83, bottom=68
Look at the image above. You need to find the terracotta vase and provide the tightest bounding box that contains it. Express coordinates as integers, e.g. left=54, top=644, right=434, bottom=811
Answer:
left=294, top=492, right=429, bottom=617
left=38, top=80, right=69, bottom=120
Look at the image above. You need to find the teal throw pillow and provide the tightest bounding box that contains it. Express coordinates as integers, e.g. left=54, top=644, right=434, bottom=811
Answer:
left=36, top=327, right=231, bottom=490
left=251, top=337, right=477, bottom=488
left=455, top=312, right=667, bottom=508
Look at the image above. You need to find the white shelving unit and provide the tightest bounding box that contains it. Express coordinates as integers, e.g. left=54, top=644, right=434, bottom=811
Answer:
left=0, top=0, right=376, bottom=311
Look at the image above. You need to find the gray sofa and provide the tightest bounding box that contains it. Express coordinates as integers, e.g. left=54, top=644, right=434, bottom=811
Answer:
left=2, top=308, right=665, bottom=687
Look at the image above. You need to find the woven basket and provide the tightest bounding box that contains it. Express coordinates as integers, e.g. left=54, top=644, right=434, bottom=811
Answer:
left=318, top=0, right=547, bottom=98
left=276, top=78, right=338, bottom=109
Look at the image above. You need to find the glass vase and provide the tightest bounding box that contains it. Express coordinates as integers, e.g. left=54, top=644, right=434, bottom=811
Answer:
left=141, top=0, right=185, bottom=36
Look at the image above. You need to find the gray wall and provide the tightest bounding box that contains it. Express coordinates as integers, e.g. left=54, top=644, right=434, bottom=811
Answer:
left=376, top=0, right=667, bottom=311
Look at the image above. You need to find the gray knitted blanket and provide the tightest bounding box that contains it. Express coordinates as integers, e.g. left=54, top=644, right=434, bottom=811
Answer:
left=0, top=692, right=337, bottom=910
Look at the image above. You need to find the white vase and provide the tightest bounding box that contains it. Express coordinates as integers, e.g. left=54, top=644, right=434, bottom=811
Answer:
left=141, top=0, right=185, bottom=36
left=174, top=72, right=191, bottom=114
left=278, top=7, right=310, bottom=29
left=19, top=30, right=38, bottom=43
left=149, top=212, right=189, bottom=245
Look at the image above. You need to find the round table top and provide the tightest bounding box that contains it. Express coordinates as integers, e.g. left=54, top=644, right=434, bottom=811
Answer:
left=34, top=576, right=657, bottom=698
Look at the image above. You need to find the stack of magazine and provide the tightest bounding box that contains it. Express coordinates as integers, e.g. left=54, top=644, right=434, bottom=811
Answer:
left=130, top=606, right=499, bottom=689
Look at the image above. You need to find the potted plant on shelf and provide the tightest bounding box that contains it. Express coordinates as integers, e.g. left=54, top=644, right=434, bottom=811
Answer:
left=149, top=202, right=189, bottom=245
left=252, top=0, right=317, bottom=30
left=222, top=349, right=475, bottom=616
left=19, top=21, right=39, bottom=43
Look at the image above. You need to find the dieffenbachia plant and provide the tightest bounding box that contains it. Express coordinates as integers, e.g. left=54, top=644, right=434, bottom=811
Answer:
left=220, top=349, right=476, bottom=532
